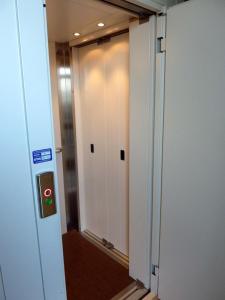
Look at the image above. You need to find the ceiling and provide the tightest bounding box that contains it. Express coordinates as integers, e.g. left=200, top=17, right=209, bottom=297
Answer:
left=46, top=0, right=134, bottom=43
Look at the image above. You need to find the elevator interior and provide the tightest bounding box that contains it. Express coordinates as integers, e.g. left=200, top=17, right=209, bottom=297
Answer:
left=46, top=0, right=154, bottom=298
left=47, top=0, right=132, bottom=251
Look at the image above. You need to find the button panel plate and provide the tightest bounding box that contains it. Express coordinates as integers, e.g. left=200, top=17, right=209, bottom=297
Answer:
left=36, top=172, right=57, bottom=218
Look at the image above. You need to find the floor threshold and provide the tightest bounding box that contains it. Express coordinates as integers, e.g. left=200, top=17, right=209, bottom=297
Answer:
left=82, top=230, right=129, bottom=268
left=111, top=281, right=149, bottom=300
left=82, top=230, right=149, bottom=299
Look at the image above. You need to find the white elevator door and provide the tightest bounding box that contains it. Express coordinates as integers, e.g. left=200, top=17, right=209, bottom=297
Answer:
left=158, top=1, right=225, bottom=299
left=78, top=33, right=129, bottom=255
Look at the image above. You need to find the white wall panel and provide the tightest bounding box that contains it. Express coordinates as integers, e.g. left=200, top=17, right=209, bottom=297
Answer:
left=15, top=1, right=67, bottom=299
left=0, top=1, right=44, bottom=299
left=159, top=1, right=225, bottom=299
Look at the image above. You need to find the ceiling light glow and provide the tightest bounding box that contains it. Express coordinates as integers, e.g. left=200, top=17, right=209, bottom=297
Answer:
left=97, top=22, right=105, bottom=27
left=74, top=32, right=80, bottom=37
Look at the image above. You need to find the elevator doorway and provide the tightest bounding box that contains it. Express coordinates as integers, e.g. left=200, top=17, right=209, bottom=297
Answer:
left=46, top=0, right=155, bottom=298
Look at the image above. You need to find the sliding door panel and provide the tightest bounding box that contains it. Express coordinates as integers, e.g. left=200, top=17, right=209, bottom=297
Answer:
left=105, top=34, right=129, bottom=255
left=79, top=44, right=108, bottom=239
left=78, top=34, right=129, bottom=255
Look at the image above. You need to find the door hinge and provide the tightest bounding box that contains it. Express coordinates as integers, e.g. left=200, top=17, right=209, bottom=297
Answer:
left=157, top=37, right=166, bottom=53
left=152, top=264, right=159, bottom=277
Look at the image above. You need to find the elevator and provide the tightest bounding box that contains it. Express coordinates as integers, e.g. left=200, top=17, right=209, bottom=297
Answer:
left=2, top=1, right=225, bottom=300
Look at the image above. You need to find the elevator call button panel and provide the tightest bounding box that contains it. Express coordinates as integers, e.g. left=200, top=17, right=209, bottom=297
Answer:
left=36, top=172, right=57, bottom=218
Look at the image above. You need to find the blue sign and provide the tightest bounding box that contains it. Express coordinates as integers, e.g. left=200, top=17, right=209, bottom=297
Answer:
left=32, top=148, right=52, bottom=164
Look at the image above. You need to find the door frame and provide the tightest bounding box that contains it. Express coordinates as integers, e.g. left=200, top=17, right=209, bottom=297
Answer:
left=16, top=0, right=165, bottom=298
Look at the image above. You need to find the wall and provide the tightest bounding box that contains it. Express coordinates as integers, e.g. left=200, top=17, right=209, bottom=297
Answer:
left=0, top=1, right=44, bottom=298
left=7, top=1, right=67, bottom=299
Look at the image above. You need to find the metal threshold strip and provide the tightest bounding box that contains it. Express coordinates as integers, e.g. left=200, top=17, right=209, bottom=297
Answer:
left=82, top=230, right=129, bottom=268
left=111, top=281, right=149, bottom=300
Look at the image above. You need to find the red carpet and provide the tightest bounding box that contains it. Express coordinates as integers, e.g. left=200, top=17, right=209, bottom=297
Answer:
left=63, top=230, right=134, bottom=300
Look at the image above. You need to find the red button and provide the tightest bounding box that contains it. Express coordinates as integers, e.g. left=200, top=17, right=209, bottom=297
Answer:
left=44, top=188, right=52, bottom=197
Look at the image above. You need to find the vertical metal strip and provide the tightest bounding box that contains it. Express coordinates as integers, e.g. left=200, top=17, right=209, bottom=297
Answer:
left=55, top=43, right=79, bottom=230
left=151, top=14, right=166, bottom=295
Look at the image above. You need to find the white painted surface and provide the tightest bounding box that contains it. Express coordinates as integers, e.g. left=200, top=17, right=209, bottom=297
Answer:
left=78, top=40, right=108, bottom=241
left=16, top=1, right=67, bottom=299
left=49, top=42, right=67, bottom=234
left=75, top=33, right=129, bottom=255
left=158, top=1, right=225, bottom=299
left=129, top=18, right=156, bottom=288
left=104, top=34, right=129, bottom=255
left=0, top=1, right=44, bottom=299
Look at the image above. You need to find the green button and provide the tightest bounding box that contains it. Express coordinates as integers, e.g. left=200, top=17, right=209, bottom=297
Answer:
left=45, top=198, right=53, bottom=206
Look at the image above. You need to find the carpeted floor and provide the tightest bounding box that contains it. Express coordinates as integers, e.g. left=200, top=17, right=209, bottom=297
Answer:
left=63, top=230, right=134, bottom=300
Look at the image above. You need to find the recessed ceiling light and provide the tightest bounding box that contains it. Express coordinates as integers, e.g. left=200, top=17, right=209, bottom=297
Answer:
left=74, top=32, right=80, bottom=37
left=97, top=22, right=105, bottom=27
